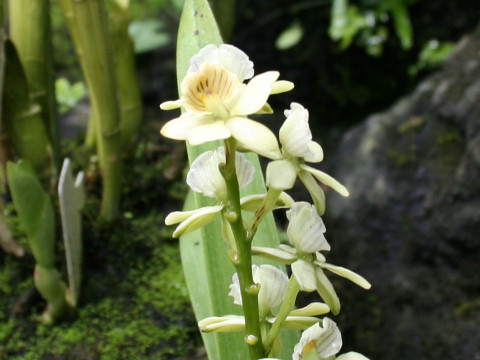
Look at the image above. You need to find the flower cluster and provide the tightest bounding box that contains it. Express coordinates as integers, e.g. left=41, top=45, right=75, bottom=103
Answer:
left=160, top=44, right=370, bottom=360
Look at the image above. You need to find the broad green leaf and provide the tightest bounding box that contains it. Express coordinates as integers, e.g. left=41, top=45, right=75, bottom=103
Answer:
left=6, top=160, right=55, bottom=268
left=176, top=0, right=298, bottom=358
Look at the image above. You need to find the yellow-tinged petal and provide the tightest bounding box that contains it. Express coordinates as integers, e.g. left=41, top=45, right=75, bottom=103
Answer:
left=271, top=80, right=294, bottom=94
left=231, top=71, right=280, bottom=115
left=186, top=121, right=231, bottom=145
left=170, top=205, right=223, bottom=238
left=160, top=114, right=211, bottom=141
left=159, top=99, right=182, bottom=110
left=301, top=164, right=350, bottom=197
left=240, top=191, right=294, bottom=212
left=266, top=160, right=298, bottom=190
left=227, top=117, right=281, bottom=158
left=198, top=315, right=246, bottom=333
left=289, top=302, right=330, bottom=317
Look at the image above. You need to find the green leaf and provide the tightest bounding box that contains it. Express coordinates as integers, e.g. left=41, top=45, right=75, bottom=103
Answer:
left=6, top=160, right=55, bottom=268
left=391, top=3, right=412, bottom=49
left=276, top=21, right=304, bottom=50
left=176, top=1, right=299, bottom=358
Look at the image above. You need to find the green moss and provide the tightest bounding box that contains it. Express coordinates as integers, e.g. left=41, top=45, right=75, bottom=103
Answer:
left=435, top=130, right=461, bottom=146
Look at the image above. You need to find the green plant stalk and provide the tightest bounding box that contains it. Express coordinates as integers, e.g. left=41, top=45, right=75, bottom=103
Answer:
left=70, top=0, right=122, bottom=221
left=264, top=275, right=300, bottom=353
left=223, top=138, right=265, bottom=359
left=109, top=0, right=143, bottom=147
left=9, top=0, right=60, bottom=170
left=56, top=0, right=98, bottom=150
left=2, top=40, right=51, bottom=175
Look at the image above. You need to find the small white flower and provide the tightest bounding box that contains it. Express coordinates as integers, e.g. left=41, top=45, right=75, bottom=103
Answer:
left=160, top=44, right=293, bottom=157
left=293, top=318, right=343, bottom=360
left=286, top=202, right=330, bottom=254
left=165, top=147, right=255, bottom=237
left=229, top=264, right=288, bottom=317
left=186, top=147, right=255, bottom=201
left=265, top=103, right=349, bottom=215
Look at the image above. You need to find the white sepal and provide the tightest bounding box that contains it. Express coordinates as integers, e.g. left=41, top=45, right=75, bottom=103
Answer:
left=315, top=267, right=341, bottom=315
left=292, top=259, right=316, bottom=292
left=266, top=160, right=298, bottom=190
left=240, top=191, right=294, bottom=212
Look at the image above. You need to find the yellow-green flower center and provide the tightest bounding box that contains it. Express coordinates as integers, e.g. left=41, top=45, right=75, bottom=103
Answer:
left=182, top=64, right=239, bottom=120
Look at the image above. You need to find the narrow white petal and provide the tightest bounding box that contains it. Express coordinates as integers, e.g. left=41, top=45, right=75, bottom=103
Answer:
left=270, top=80, right=294, bottom=94
left=279, top=316, right=321, bottom=330
left=186, top=121, right=231, bottom=145
left=159, top=99, right=182, bottom=110
left=266, top=160, right=298, bottom=190
left=240, top=191, right=294, bottom=212
left=229, top=272, right=243, bottom=306
left=298, top=170, right=326, bottom=216
left=231, top=71, right=279, bottom=115
left=315, top=267, right=340, bottom=315
left=171, top=205, right=223, bottom=238
left=289, top=302, right=330, bottom=317
left=228, top=117, right=281, bottom=158
left=251, top=246, right=298, bottom=263
left=198, top=315, right=246, bottom=333
left=301, top=164, right=350, bottom=197
left=317, top=262, right=371, bottom=289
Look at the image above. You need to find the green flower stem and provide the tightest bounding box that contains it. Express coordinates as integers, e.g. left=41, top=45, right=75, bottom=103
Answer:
left=264, top=275, right=300, bottom=353
left=222, top=138, right=265, bottom=360
left=247, top=188, right=282, bottom=242
left=70, top=0, right=122, bottom=222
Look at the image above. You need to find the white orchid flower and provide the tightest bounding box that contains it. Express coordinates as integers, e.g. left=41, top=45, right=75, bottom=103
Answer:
left=165, top=147, right=254, bottom=237
left=292, top=318, right=343, bottom=360
left=160, top=44, right=293, bottom=158
left=286, top=202, right=330, bottom=254
left=265, top=103, right=349, bottom=215
left=229, top=264, right=288, bottom=318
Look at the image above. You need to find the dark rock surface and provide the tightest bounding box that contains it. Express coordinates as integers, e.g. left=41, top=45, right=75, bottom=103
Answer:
left=325, top=28, right=480, bottom=360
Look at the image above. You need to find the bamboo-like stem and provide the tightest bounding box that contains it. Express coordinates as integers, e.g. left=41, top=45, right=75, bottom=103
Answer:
left=222, top=138, right=265, bottom=359
left=57, top=0, right=98, bottom=150
left=9, top=0, right=60, bottom=170
left=2, top=40, right=51, bottom=175
left=70, top=0, right=121, bottom=221
left=109, top=0, right=143, bottom=147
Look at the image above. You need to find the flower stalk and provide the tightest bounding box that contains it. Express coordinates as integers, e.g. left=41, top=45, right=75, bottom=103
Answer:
left=222, top=138, right=265, bottom=359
